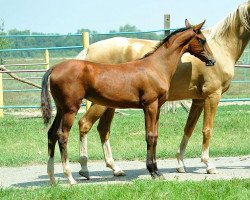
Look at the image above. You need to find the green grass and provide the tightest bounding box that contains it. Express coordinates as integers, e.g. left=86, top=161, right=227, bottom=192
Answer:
left=1, top=179, right=250, bottom=200
left=0, top=105, right=249, bottom=167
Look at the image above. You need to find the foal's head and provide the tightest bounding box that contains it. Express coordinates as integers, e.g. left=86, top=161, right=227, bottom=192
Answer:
left=185, top=19, right=215, bottom=66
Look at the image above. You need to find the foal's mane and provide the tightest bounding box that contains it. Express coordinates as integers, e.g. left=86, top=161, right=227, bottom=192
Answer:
left=141, top=27, right=189, bottom=59
left=208, top=1, right=250, bottom=41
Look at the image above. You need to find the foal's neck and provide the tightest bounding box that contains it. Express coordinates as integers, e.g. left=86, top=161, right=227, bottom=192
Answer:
left=150, top=33, right=192, bottom=75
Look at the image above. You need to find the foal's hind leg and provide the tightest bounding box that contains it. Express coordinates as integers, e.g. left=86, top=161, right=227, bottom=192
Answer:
left=47, top=111, right=62, bottom=185
left=176, top=99, right=204, bottom=173
left=97, top=108, right=125, bottom=176
left=58, top=111, right=77, bottom=185
left=78, top=104, right=107, bottom=179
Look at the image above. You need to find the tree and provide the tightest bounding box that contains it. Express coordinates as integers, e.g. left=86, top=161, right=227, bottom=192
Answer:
left=0, top=19, right=9, bottom=64
left=119, top=24, right=141, bottom=32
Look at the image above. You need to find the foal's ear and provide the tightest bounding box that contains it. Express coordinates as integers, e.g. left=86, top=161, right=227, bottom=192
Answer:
left=185, top=19, right=192, bottom=28
left=194, top=20, right=206, bottom=31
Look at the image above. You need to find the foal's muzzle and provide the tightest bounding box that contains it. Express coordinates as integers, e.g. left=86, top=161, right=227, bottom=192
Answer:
left=205, top=58, right=216, bottom=66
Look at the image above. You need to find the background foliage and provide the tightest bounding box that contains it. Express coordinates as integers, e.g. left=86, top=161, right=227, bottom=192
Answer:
left=0, top=24, right=163, bottom=59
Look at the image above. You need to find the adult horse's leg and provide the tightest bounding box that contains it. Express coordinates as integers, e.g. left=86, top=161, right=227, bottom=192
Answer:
left=47, top=111, right=62, bottom=185
left=58, top=111, right=77, bottom=185
left=201, top=92, right=221, bottom=174
left=176, top=99, right=204, bottom=173
left=144, top=100, right=163, bottom=179
left=97, top=108, right=125, bottom=176
left=78, top=103, right=107, bottom=179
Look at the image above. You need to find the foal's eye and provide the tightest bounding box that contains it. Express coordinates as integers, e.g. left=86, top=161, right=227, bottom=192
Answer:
left=199, top=38, right=206, bottom=45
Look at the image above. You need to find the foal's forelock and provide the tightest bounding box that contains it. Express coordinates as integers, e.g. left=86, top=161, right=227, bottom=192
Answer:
left=208, top=1, right=250, bottom=41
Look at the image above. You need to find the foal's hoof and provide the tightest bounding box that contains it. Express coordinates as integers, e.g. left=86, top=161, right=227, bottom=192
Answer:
left=79, top=170, right=90, bottom=180
left=207, top=167, right=218, bottom=174
left=114, top=169, right=126, bottom=177
left=176, top=166, right=186, bottom=173
left=151, top=171, right=165, bottom=180
left=49, top=179, right=56, bottom=186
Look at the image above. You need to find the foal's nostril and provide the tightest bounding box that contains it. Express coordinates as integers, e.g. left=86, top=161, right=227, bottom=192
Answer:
left=206, top=59, right=216, bottom=66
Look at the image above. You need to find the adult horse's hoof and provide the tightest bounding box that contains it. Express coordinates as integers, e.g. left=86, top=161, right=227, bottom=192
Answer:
left=79, top=170, right=90, bottom=180
left=69, top=179, right=77, bottom=185
left=176, top=166, right=186, bottom=173
left=207, top=167, right=218, bottom=174
left=113, top=169, right=126, bottom=176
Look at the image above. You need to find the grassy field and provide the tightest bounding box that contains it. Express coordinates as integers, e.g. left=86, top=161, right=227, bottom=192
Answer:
left=1, top=179, right=250, bottom=200
left=0, top=105, right=249, bottom=167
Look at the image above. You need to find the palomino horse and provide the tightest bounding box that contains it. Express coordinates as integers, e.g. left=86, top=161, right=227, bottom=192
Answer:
left=41, top=20, right=215, bottom=184
left=75, top=1, right=250, bottom=178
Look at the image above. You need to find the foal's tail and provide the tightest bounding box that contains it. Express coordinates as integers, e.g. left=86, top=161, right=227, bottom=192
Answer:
left=41, top=68, right=53, bottom=126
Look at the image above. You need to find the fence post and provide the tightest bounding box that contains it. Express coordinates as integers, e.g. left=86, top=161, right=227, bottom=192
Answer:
left=164, top=14, right=176, bottom=113
left=82, top=32, right=91, bottom=111
left=0, top=72, right=3, bottom=117
left=164, top=14, right=171, bottom=36
left=44, top=49, right=49, bottom=70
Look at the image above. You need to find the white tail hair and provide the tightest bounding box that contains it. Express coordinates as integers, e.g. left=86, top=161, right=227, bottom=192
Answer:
left=76, top=48, right=88, bottom=60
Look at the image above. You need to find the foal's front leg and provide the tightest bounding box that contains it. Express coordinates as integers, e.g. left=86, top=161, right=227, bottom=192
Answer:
left=144, top=101, right=164, bottom=179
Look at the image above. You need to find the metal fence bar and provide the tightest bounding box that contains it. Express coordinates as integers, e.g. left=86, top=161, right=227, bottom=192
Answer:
left=220, top=98, right=250, bottom=102
left=0, top=103, right=86, bottom=109
left=1, top=63, right=47, bottom=67
left=1, top=89, right=41, bottom=92
left=0, top=34, right=82, bottom=38
left=0, top=46, right=83, bottom=52
left=89, top=28, right=175, bottom=36
left=235, top=65, right=250, bottom=68
left=0, top=105, right=41, bottom=109
left=0, top=69, right=46, bottom=73
left=3, top=77, right=42, bottom=80
left=232, top=80, right=250, bottom=83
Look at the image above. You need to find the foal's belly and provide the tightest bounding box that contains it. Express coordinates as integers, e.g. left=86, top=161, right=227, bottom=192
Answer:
left=86, top=89, right=161, bottom=109
left=87, top=96, right=142, bottom=109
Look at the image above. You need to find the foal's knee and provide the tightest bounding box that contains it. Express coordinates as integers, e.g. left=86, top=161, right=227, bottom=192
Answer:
left=78, top=118, right=92, bottom=135
left=202, top=128, right=211, bottom=139
left=146, top=135, right=158, bottom=147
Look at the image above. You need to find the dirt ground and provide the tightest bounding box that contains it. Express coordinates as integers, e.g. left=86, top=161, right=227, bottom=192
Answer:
left=0, top=156, right=249, bottom=188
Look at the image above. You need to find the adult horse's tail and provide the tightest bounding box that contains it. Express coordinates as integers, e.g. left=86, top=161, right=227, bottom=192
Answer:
left=41, top=68, right=53, bottom=126
left=76, top=48, right=88, bottom=60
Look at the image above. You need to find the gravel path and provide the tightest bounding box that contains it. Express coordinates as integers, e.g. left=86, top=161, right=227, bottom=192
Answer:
left=0, top=156, right=249, bottom=188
